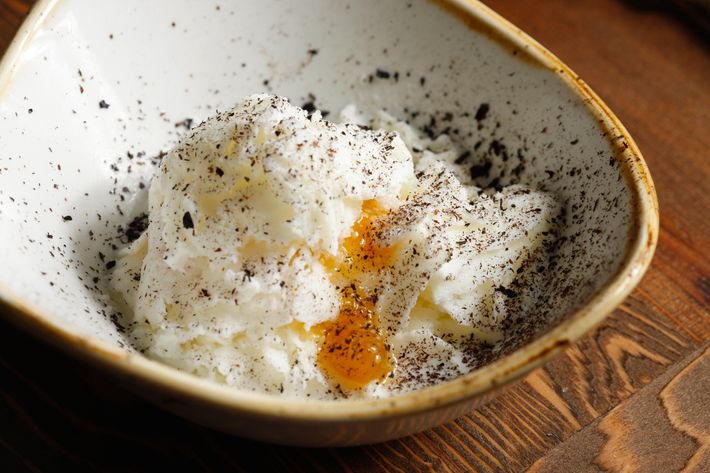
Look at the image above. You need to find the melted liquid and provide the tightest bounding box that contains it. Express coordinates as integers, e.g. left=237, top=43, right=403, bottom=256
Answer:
left=316, top=200, right=395, bottom=390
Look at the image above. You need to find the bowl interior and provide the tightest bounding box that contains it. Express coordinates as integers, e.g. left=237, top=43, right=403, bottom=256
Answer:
left=0, top=0, right=633, bottom=384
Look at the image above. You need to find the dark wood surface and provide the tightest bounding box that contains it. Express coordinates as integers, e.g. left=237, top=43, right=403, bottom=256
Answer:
left=1, top=0, right=708, bottom=471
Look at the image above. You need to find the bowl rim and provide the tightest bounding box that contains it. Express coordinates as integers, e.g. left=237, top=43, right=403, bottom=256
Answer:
left=0, top=0, right=659, bottom=422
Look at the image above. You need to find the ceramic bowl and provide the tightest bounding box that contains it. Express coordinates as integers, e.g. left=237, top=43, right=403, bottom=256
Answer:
left=0, top=0, right=657, bottom=446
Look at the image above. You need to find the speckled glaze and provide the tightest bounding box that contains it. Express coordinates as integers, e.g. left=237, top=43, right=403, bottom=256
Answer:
left=0, top=0, right=657, bottom=446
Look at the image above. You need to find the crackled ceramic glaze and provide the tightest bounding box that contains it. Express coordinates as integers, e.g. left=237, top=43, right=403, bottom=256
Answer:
left=0, top=0, right=657, bottom=445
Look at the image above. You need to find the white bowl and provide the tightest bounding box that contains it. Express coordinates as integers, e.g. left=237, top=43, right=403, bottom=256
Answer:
left=0, top=0, right=657, bottom=446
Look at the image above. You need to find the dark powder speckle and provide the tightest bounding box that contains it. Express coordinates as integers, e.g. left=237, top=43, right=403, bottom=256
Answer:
left=475, top=103, right=490, bottom=121
left=175, top=118, right=194, bottom=130
left=182, top=211, right=194, bottom=229
left=454, top=151, right=471, bottom=165
left=495, top=285, right=518, bottom=298
left=470, top=161, right=492, bottom=179
left=124, top=213, right=149, bottom=242
left=375, top=69, right=390, bottom=79
left=302, top=102, right=316, bottom=115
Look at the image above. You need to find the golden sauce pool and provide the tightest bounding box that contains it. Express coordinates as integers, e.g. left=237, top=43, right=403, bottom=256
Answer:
left=316, top=199, right=396, bottom=390
left=316, top=287, right=391, bottom=390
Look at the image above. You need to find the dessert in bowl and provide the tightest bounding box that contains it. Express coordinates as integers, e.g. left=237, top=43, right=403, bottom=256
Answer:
left=0, top=0, right=657, bottom=445
left=110, top=93, right=562, bottom=399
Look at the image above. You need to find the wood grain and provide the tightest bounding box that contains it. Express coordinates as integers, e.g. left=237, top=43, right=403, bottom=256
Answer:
left=528, top=343, right=710, bottom=473
left=1, top=0, right=708, bottom=472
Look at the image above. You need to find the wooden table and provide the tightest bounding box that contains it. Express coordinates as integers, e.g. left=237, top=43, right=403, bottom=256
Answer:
left=1, top=0, right=708, bottom=471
